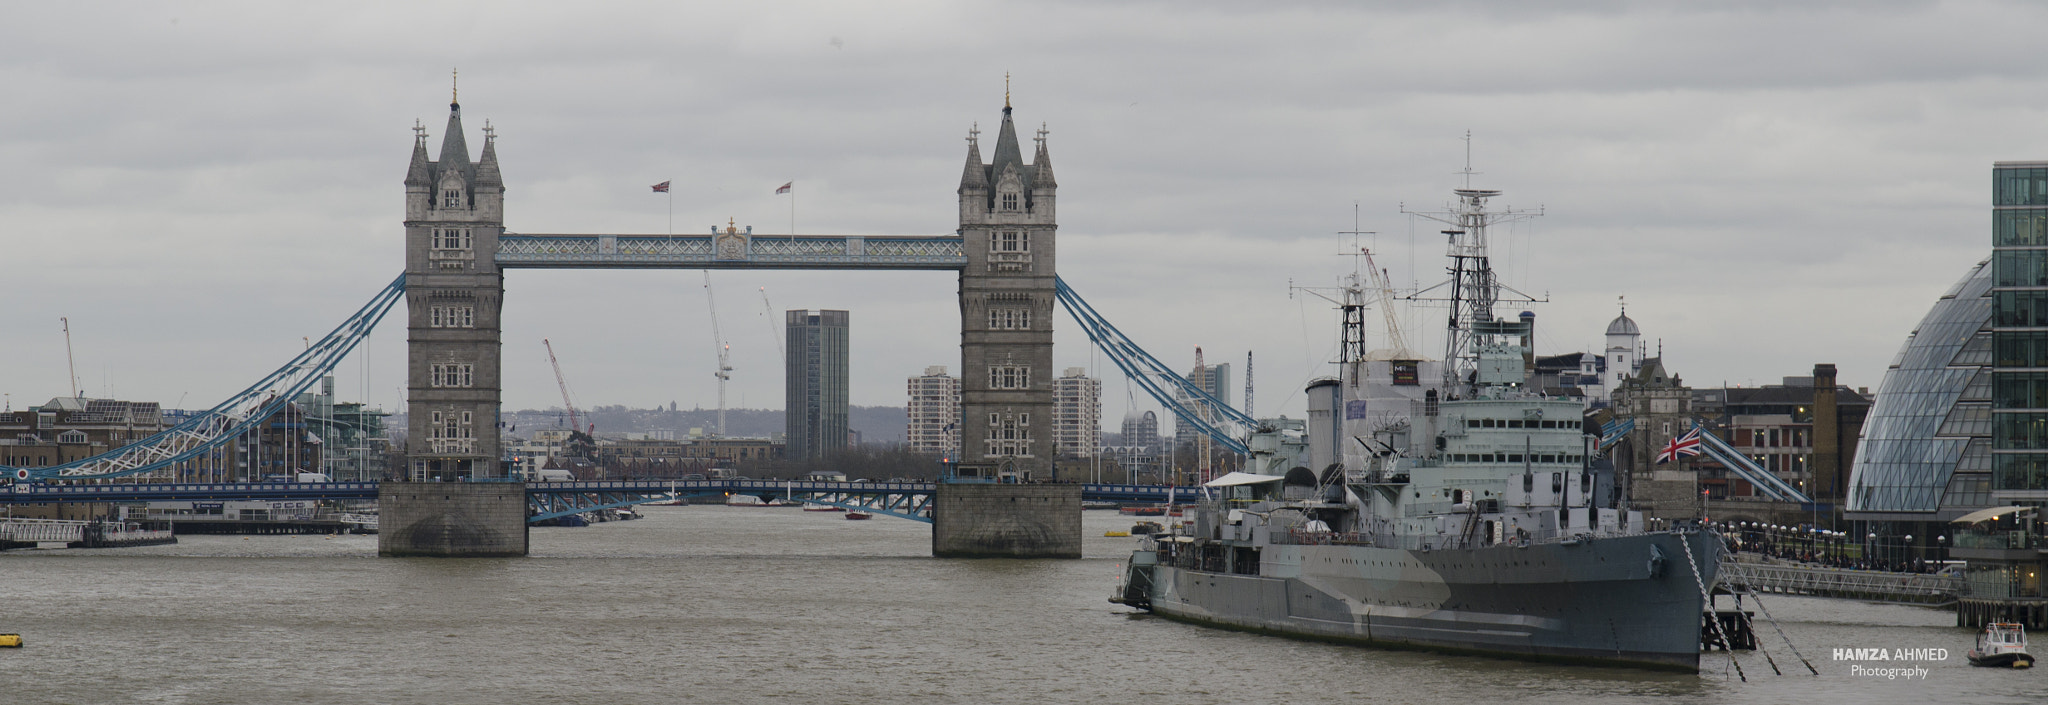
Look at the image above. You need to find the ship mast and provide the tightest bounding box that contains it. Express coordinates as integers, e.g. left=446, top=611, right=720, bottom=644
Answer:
left=1402, top=138, right=1543, bottom=397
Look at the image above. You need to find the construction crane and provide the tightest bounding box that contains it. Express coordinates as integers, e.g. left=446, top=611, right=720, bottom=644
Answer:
left=543, top=339, right=588, bottom=435
left=759, top=286, right=785, bottom=360
left=1244, top=350, right=1254, bottom=420
left=703, top=271, right=733, bottom=437
left=1361, top=248, right=1414, bottom=358
left=1193, top=346, right=1212, bottom=485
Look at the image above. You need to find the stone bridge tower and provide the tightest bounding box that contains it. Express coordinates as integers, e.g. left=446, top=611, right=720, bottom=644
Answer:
left=402, top=96, right=506, bottom=480
left=956, top=101, right=1056, bottom=481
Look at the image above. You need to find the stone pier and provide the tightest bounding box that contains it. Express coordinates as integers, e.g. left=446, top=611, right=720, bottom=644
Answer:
left=378, top=482, right=528, bottom=557
left=931, top=483, right=1082, bottom=558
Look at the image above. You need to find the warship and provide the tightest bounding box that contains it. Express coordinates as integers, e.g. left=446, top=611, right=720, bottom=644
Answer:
left=1112, top=185, right=1721, bottom=672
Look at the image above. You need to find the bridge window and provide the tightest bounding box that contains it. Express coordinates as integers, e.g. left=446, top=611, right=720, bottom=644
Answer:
left=988, top=308, right=1031, bottom=330
left=986, top=413, right=1033, bottom=457
left=442, top=189, right=463, bottom=209
left=430, top=364, right=474, bottom=388
left=989, top=365, right=1031, bottom=389
left=429, top=306, right=475, bottom=328
left=1001, top=192, right=1019, bottom=211
left=433, top=228, right=468, bottom=250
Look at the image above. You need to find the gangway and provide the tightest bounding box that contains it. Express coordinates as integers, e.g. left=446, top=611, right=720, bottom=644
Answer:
left=1717, top=560, right=1962, bottom=606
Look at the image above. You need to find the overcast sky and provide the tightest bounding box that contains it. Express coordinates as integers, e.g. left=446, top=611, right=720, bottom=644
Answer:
left=2, top=1, right=2040, bottom=430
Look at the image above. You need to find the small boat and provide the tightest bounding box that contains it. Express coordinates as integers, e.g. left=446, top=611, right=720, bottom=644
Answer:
left=844, top=512, right=873, bottom=520
left=1119, top=505, right=1166, bottom=516
left=1968, top=623, right=2035, bottom=668
left=1104, top=531, right=1131, bottom=537
left=724, top=494, right=767, bottom=507
left=803, top=504, right=846, bottom=512
left=1082, top=501, right=1120, bottom=510
left=1130, top=521, right=1164, bottom=535
left=0, top=634, right=21, bottom=648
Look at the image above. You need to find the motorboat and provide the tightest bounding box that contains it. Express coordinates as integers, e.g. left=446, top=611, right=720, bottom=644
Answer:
left=1968, top=623, right=2035, bottom=668
left=844, top=512, right=873, bottom=520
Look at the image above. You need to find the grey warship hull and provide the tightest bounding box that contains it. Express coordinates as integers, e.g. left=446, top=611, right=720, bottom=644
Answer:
left=1129, top=530, right=1719, bottom=672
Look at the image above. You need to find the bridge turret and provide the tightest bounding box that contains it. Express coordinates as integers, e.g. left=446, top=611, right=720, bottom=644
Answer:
left=402, top=92, right=506, bottom=482
left=957, top=96, right=1057, bottom=482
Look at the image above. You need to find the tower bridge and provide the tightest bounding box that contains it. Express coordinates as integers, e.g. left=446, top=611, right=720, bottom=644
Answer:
left=1, top=93, right=1252, bottom=558
left=403, top=96, right=1052, bottom=485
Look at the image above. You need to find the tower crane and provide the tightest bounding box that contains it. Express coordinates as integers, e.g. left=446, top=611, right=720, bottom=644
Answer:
left=703, top=272, right=733, bottom=437
left=543, top=339, right=589, bottom=435
left=759, top=286, right=785, bottom=360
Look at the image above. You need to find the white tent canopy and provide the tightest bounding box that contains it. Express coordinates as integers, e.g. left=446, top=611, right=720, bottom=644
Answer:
left=1204, top=472, right=1285, bottom=488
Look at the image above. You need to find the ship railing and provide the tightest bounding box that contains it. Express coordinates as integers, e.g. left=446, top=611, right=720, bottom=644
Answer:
left=1274, top=527, right=1663, bottom=551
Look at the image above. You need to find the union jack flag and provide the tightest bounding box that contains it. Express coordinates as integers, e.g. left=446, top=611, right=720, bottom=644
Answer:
left=1656, top=426, right=1702, bottom=464
left=650, top=181, right=670, bottom=193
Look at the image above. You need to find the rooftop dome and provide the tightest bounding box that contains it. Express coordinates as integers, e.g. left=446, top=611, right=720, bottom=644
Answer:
left=1605, top=312, right=1640, bottom=336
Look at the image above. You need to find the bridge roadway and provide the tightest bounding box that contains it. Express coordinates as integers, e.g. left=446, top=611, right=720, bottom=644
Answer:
left=0, top=480, right=1197, bottom=524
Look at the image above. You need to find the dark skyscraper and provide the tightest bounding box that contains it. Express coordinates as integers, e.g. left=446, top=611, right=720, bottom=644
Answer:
left=786, top=310, right=849, bottom=461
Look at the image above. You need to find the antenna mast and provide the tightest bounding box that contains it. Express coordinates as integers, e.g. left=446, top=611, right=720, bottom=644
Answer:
left=1401, top=134, right=1544, bottom=396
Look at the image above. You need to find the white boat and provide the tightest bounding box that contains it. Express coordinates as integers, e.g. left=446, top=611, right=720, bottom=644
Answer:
left=1968, top=623, right=2035, bottom=668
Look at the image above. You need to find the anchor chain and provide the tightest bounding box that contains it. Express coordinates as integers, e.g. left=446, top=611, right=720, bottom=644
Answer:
left=1679, top=527, right=1746, bottom=682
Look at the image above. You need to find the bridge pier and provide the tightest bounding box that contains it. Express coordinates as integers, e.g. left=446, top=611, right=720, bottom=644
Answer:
left=931, top=483, right=1081, bottom=558
left=378, top=482, right=527, bottom=557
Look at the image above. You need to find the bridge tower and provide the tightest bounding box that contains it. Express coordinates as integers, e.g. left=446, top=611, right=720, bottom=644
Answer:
left=402, top=96, right=506, bottom=480
left=955, top=100, right=1056, bottom=482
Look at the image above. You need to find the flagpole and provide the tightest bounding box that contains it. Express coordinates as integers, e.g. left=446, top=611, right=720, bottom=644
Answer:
left=667, top=189, right=673, bottom=234
left=790, top=181, right=796, bottom=235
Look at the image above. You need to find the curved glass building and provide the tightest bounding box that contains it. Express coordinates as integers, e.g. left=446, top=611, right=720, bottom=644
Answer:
left=1845, top=259, right=1993, bottom=521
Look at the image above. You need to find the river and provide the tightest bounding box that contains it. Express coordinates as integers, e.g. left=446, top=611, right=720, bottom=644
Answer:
left=0, top=507, right=2034, bottom=704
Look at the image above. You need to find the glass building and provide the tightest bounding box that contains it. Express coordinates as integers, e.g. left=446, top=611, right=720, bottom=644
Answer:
left=1846, top=258, right=1993, bottom=521
left=1992, top=163, right=2048, bottom=498
left=785, top=309, right=850, bottom=462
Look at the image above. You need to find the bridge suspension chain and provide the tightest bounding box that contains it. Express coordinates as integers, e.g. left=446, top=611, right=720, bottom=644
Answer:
left=3, top=274, right=407, bottom=482
left=1053, top=276, right=1256, bottom=455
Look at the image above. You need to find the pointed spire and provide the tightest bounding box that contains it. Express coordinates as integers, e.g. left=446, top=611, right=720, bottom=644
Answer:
left=989, top=101, right=1026, bottom=185
left=475, top=119, right=502, bottom=186
left=405, top=119, right=432, bottom=186
left=438, top=101, right=471, bottom=171
left=959, top=121, right=987, bottom=190
left=1031, top=122, right=1055, bottom=188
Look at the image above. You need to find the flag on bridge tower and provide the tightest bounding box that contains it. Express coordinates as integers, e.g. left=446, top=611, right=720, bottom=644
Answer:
left=651, top=181, right=671, bottom=193
left=775, top=181, right=792, bottom=194
left=1656, top=426, right=1703, bottom=465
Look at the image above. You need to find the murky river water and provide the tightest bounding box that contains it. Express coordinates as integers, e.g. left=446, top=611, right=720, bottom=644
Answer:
left=0, top=507, right=2036, bottom=704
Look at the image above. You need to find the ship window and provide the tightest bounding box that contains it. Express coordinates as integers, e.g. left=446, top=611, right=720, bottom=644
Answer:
left=1508, top=420, right=1523, bottom=429
left=1467, top=419, right=1480, bottom=428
